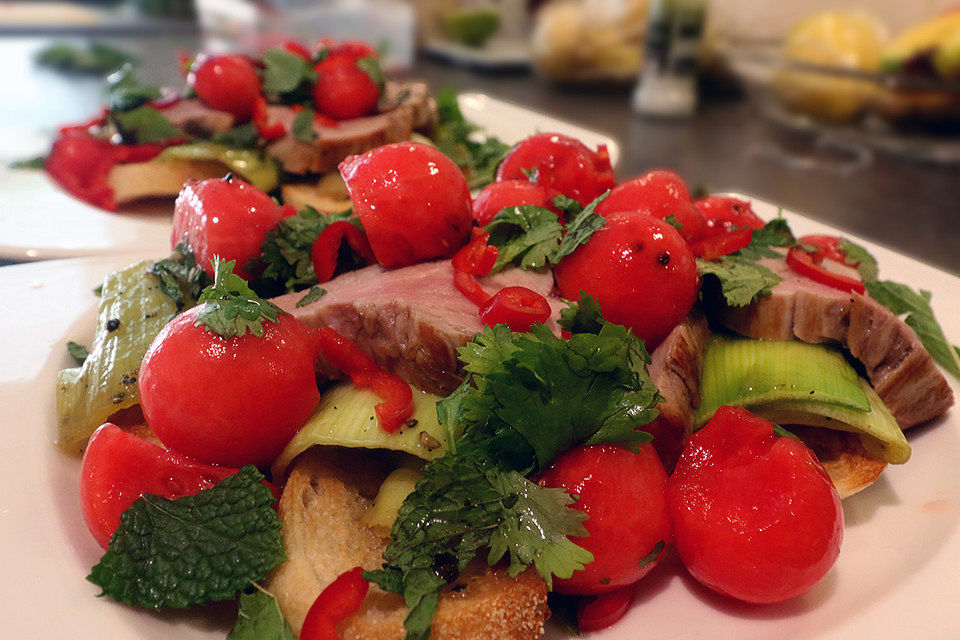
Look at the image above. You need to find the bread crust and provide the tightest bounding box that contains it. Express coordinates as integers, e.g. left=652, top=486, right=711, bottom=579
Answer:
left=267, top=448, right=549, bottom=639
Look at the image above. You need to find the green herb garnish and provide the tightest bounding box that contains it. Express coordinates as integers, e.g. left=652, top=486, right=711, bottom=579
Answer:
left=227, top=588, right=296, bottom=640
left=196, top=258, right=283, bottom=338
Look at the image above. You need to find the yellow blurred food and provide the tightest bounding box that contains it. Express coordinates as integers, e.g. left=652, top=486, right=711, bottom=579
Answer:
left=531, top=0, right=647, bottom=83
left=772, top=10, right=887, bottom=122
left=881, top=11, right=960, bottom=77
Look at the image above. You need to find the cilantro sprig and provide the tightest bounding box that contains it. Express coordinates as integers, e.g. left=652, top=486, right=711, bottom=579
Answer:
left=196, top=257, right=284, bottom=338
left=88, top=466, right=285, bottom=609
left=697, top=217, right=795, bottom=306
left=365, top=295, right=660, bottom=640
left=432, top=87, right=509, bottom=189
left=484, top=193, right=607, bottom=273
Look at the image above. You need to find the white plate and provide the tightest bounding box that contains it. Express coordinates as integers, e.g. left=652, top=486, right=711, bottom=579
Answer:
left=0, top=200, right=957, bottom=640
left=0, top=94, right=619, bottom=262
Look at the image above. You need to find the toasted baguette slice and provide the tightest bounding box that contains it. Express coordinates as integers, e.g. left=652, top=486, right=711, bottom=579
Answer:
left=267, top=448, right=549, bottom=639
left=107, top=158, right=226, bottom=206
left=281, top=174, right=352, bottom=214
left=789, top=426, right=887, bottom=498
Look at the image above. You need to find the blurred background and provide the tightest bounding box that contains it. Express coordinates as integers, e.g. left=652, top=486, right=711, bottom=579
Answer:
left=2, top=0, right=959, bottom=272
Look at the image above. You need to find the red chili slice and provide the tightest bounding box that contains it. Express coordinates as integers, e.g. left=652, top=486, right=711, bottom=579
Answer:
left=452, top=231, right=498, bottom=276
left=310, top=220, right=376, bottom=283
left=479, top=286, right=551, bottom=332
left=300, top=567, right=369, bottom=640
left=252, top=96, right=286, bottom=140
left=315, top=327, right=413, bottom=433
left=689, top=227, right=753, bottom=260
left=45, top=130, right=169, bottom=210
left=576, top=584, right=636, bottom=632
left=786, top=235, right=865, bottom=295
left=454, top=270, right=492, bottom=308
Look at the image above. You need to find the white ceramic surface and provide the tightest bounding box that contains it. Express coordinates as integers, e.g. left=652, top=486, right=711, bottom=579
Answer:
left=0, top=201, right=957, bottom=639
left=0, top=94, right=619, bottom=262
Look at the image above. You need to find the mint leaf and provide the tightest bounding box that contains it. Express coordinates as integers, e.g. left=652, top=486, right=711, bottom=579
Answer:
left=664, top=214, right=683, bottom=231
left=111, top=105, right=184, bottom=143
left=698, top=255, right=782, bottom=307
left=228, top=588, right=296, bottom=640
left=107, top=64, right=161, bottom=112
left=8, top=155, right=46, bottom=169
left=197, top=258, right=283, bottom=338
left=291, top=108, right=318, bottom=142
left=88, top=466, right=285, bottom=609
left=150, top=239, right=212, bottom=311
left=296, top=286, right=327, bottom=308
left=261, top=48, right=315, bottom=95
left=837, top=239, right=879, bottom=282
left=249, top=206, right=360, bottom=296
left=211, top=124, right=260, bottom=149
left=866, top=280, right=960, bottom=380
left=66, top=341, right=89, bottom=365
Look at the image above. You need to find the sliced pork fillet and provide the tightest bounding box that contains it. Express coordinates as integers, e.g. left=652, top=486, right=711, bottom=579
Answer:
left=266, top=81, right=437, bottom=176
left=710, top=258, right=953, bottom=428
left=646, top=306, right=711, bottom=470
left=273, top=260, right=564, bottom=395
left=159, top=99, right=235, bottom=137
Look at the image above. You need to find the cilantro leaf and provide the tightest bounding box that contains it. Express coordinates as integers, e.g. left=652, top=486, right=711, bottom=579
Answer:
left=550, top=194, right=581, bottom=222
left=296, top=286, right=327, bottom=308
left=151, top=239, right=212, bottom=311
left=356, top=56, right=386, bottom=91
left=486, top=471, right=592, bottom=588
left=106, top=64, right=161, bottom=112
left=637, top=540, right=665, bottom=571
left=291, top=108, right=318, bottom=142
left=8, top=155, right=46, bottom=170
left=838, top=239, right=879, bottom=282
left=88, top=466, right=285, bottom=609
left=555, top=192, right=607, bottom=261
left=866, top=280, right=960, bottom=379
left=261, top=48, right=316, bottom=96
left=557, top=292, right=605, bottom=335
left=210, top=124, right=261, bottom=149
left=664, top=214, right=683, bottom=231
left=66, top=341, right=89, bottom=365
left=697, top=255, right=782, bottom=307
left=111, top=105, right=184, bottom=144
left=36, top=41, right=136, bottom=75
left=432, top=87, right=509, bottom=189
left=249, top=206, right=361, bottom=296
left=227, top=588, right=296, bottom=640
left=485, top=205, right=563, bottom=272
left=196, top=258, right=283, bottom=338
left=484, top=192, right=606, bottom=273
left=371, top=301, right=661, bottom=640
left=735, top=218, right=795, bottom=260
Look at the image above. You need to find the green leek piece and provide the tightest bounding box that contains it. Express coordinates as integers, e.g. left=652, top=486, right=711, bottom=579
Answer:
left=160, top=143, right=279, bottom=192
left=361, top=465, right=423, bottom=530
left=696, top=335, right=870, bottom=425
left=755, top=378, right=910, bottom=464
left=57, top=261, right=179, bottom=453
left=273, top=383, right=448, bottom=477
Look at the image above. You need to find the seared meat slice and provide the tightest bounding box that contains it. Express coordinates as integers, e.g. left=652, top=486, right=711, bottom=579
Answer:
left=265, top=81, right=437, bottom=176
left=273, top=261, right=564, bottom=395
left=159, top=99, right=235, bottom=137
left=710, top=258, right=953, bottom=428
left=267, top=448, right=549, bottom=639
left=646, top=306, right=711, bottom=470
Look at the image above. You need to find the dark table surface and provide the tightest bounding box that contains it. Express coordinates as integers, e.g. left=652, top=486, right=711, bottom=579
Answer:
left=3, top=32, right=958, bottom=274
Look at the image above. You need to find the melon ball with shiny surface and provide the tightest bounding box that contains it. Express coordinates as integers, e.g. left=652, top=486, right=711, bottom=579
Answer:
left=339, top=142, right=473, bottom=269
left=554, top=211, right=698, bottom=348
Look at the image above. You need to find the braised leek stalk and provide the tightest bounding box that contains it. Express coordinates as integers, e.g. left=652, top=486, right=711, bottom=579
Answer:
left=272, top=383, right=448, bottom=477
left=56, top=261, right=179, bottom=453
left=697, top=335, right=910, bottom=464
left=160, top=143, right=280, bottom=192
